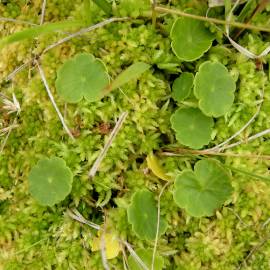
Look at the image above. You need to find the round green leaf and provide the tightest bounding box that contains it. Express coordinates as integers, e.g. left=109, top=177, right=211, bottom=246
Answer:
left=170, top=108, right=214, bottom=149
left=172, top=72, right=194, bottom=102
left=55, top=53, right=110, bottom=103
left=128, top=248, right=164, bottom=270
left=170, top=17, right=214, bottom=61
left=29, top=157, right=73, bottom=206
left=194, top=61, right=236, bottom=117
left=173, top=159, right=233, bottom=217
left=127, top=189, right=167, bottom=241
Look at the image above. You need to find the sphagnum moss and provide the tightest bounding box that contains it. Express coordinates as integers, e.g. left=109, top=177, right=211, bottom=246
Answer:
left=1, top=1, right=270, bottom=269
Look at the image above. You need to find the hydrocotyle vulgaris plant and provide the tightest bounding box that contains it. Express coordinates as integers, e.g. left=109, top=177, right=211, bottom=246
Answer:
left=173, top=159, right=233, bottom=217
left=170, top=17, right=215, bottom=61
left=28, top=157, right=73, bottom=206
left=55, top=53, right=110, bottom=103
left=170, top=107, right=214, bottom=149
left=194, top=61, right=236, bottom=117
left=127, top=189, right=167, bottom=241
left=171, top=72, right=194, bottom=102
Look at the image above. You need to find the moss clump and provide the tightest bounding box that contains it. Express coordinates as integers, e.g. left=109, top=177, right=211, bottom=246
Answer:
left=1, top=1, right=270, bottom=269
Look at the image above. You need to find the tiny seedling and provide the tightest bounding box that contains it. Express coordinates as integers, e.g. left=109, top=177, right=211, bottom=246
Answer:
left=127, top=189, right=167, bottom=241
left=91, top=231, right=121, bottom=259
left=171, top=72, right=194, bottom=102
left=194, top=61, right=236, bottom=117
left=28, top=157, right=73, bottom=206
left=170, top=107, right=214, bottom=149
left=173, top=159, right=233, bottom=217
left=170, top=17, right=215, bottom=61
left=128, top=248, right=164, bottom=270
left=56, top=53, right=110, bottom=103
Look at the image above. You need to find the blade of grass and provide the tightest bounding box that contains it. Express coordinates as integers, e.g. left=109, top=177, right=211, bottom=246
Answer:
left=225, top=165, right=270, bottom=182
left=92, top=0, right=112, bottom=15
left=0, top=20, right=84, bottom=49
left=104, top=62, right=150, bottom=94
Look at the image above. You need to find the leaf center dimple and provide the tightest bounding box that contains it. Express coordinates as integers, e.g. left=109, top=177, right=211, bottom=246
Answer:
left=48, top=177, right=53, bottom=183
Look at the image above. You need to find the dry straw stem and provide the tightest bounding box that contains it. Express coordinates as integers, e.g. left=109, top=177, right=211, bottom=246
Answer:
left=151, top=181, right=171, bottom=270
left=40, top=0, right=47, bottom=25
left=0, top=119, right=18, bottom=154
left=89, top=112, right=128, bottom=178
left=35, top=60, right=75, bottom=140
left=154, top=5, right=270, bottom=33
left=121, top=244, right=130, bottom=270
left=223, top=128, right=270, bottom=150
left=121, top=240, right=149, bottom=270
left=67, top=209, right=101, bottom=230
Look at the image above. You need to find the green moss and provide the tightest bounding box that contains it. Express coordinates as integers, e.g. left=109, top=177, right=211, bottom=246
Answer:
left=1, top=0, right=270, bottom=269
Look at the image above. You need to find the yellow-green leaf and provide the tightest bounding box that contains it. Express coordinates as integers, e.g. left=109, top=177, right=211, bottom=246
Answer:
left=91, top=232, right=121, bottom=259
left=146, top=153, right=171, bottom=181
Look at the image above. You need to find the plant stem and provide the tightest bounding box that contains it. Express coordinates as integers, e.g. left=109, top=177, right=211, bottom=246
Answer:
left=154, top=5, right=270, bottom=32
left=92, top=0, right=112, bottom=15
left=151, top=0, right=157, bottom=26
